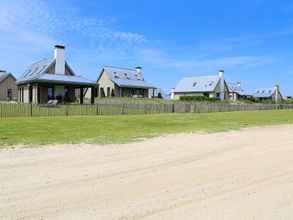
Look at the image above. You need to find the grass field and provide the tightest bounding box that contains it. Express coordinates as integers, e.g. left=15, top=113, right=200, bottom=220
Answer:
left=0, top=109, right=293, bottom=147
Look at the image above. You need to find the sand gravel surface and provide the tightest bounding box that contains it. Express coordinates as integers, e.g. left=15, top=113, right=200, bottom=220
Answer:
left=1, top=125, right=293, bottom=220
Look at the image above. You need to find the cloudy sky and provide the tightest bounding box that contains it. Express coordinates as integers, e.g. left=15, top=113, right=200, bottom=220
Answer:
left=1, top=0, right=293, bottom=95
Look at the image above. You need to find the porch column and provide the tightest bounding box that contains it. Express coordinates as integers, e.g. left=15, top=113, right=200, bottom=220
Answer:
left=120, top=87, right=122, bottom=97
left=80, top=87, right=84, bottom=105
left=91, top=87, right=95, bottom=104
left=28, top=84, right=33, bottom=103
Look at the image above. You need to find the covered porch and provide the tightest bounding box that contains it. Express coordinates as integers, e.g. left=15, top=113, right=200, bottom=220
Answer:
left=18, top=81, right=97, bottom=105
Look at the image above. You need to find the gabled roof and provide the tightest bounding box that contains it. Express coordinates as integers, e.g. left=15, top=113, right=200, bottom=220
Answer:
left=174, top=75, right=220, bottom=93
left=18, top=58, right=54, bottom=83
left=252, top=88, right=275, bottom=98
left=227, top=82, right=250, bottom=96
left=0, top=71, right=16, bottom=83
left=17, top=58, right=96, bottom=86
left=100, top=66, right=156, bottom=89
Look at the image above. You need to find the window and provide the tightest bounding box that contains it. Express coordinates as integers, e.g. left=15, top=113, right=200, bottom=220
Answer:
left=114, top=72, right=119, bottom=78
left=193, top=82, right=197, bottom=87
left=7, top=89, right=12, bottom=100
left=48, top=87, right=54, bottom=100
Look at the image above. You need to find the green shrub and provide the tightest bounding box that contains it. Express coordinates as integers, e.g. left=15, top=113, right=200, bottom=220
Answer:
left=179, top=96, right=219, bottom=102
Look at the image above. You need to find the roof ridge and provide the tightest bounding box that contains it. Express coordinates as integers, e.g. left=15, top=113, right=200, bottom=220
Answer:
left=103, top=65, right=136, bottom=71
left=29, top=58, right=52, bottom=66
left=183, top=74, right=219, bottom=79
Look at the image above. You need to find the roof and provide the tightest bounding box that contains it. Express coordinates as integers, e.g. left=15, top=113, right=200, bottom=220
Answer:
left=0, top=72, right=16, bottom=83
left=252, top=88, right=275, bottom=98
left=101, top=66, right=156, bottom=89
left=227, top=82, right=250, bottom=96
left=17, top=58, right=96, bottom=86
left=174, top=75, right=220, bottom=93
left=0, top=72, right=9, bottom=82
left=32, top=74, right=96, bottom=86
left=19, top=58, right=53, bottom=82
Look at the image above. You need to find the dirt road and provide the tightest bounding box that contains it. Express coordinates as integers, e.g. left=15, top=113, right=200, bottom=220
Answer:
left=1, top=125, right=293, bottom=220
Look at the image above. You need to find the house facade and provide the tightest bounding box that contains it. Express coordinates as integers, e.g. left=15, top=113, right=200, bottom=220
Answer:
left=97, top=66, right=156, bottom=98
left=17, top=45, right=97, bottom=104
left=227, top=82, right=253, bottom=101
left=0, top=70, right=17, bottom=101
left=172, top=70, right=229, bottom=100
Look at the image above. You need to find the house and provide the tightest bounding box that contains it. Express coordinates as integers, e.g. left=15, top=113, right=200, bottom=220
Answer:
left=16, top=45, right=97, bottom=104
left=228, top=82, right=253, bottom=101
left=172, top=70, right=229, bottom=100
left=97, top=66, right=156, bottom=98
left=0, top=70, right=17, bottom=101
left=252, top=85, right=282, bottom=103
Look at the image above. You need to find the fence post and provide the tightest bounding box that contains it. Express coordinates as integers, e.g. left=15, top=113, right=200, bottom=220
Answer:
left=30, top=104, right=33, bottom=117
left=121, top=103, right=125, bottom=115
left=96, top=104, right=99, bottom=115
left=172, top=103, right=175, bottom=113
left=0, top=103, right=2, bottom=118
left=65, top=105, right=69, bottom=116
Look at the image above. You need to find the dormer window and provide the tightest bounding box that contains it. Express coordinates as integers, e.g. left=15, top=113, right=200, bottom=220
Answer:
left=124, top=73, right=128, bottom=77
left=193, top=82, right=197, bottom=87
left=114, top=72, right=119, bottom=78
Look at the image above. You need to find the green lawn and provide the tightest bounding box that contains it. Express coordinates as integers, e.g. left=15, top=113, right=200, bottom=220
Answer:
left=0, top=110, right=293, bottom=147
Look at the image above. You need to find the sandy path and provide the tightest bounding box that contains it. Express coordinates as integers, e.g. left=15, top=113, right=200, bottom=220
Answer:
left=1, top=125, right=293, bottom=220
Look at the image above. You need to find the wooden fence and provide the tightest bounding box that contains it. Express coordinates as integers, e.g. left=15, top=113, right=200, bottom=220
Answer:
left=0, top=102, right=293, bottom=118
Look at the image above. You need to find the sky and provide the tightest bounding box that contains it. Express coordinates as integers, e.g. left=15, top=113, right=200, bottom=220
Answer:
left=1, top=0, right=293, bottom=95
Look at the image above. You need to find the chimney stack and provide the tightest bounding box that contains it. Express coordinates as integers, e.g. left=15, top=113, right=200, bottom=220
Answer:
left=135, top=66, right=142, bottom=78
left=54, top=45, right=66, bottom=74
left=274, top=85, right=280, bottom=103
left=171, top=88, right=175, bottom=100
left=219, top=70, right=225, bottom=101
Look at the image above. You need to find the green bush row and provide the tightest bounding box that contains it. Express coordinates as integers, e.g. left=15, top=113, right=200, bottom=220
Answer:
left=179, top=96, right=219, bottom=102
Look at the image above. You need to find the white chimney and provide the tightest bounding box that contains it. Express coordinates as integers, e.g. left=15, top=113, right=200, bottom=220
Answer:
left=135, top=66, right=142, bottom=79
left=274, top=85, right=280, bottom=103
left=171, top=88, right=175, bottom=100
left=219, top=70, right=225, bottom=101
left=54, top=45, right=66, bottom=74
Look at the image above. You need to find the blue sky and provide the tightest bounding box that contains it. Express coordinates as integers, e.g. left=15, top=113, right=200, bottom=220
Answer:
left=1, top=0, right=293, bottom=95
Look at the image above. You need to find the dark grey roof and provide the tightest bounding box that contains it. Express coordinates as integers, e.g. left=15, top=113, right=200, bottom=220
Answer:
left=102, top=66, right=156, bottom=89
left=252, top=88, right=275, bottom=98
left=174, top=75, right=220, bottom=93
left=0, top=72, right=9, bottom=82
left=36, top=74, right=96, bottom=86
left=17, top=58, right=95, bottom=86
left=19, top=58, right=53, bottom=82
left=0, top=71, right=16, bottom=83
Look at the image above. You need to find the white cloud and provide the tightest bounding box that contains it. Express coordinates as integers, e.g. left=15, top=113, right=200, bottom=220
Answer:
left=0, top=0, right=147, bottom=75
left=138, top=48, right=273, bottom=71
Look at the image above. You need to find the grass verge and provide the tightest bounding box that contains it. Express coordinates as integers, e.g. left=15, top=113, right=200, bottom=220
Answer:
left=0, top=110, right=293, bottom=148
